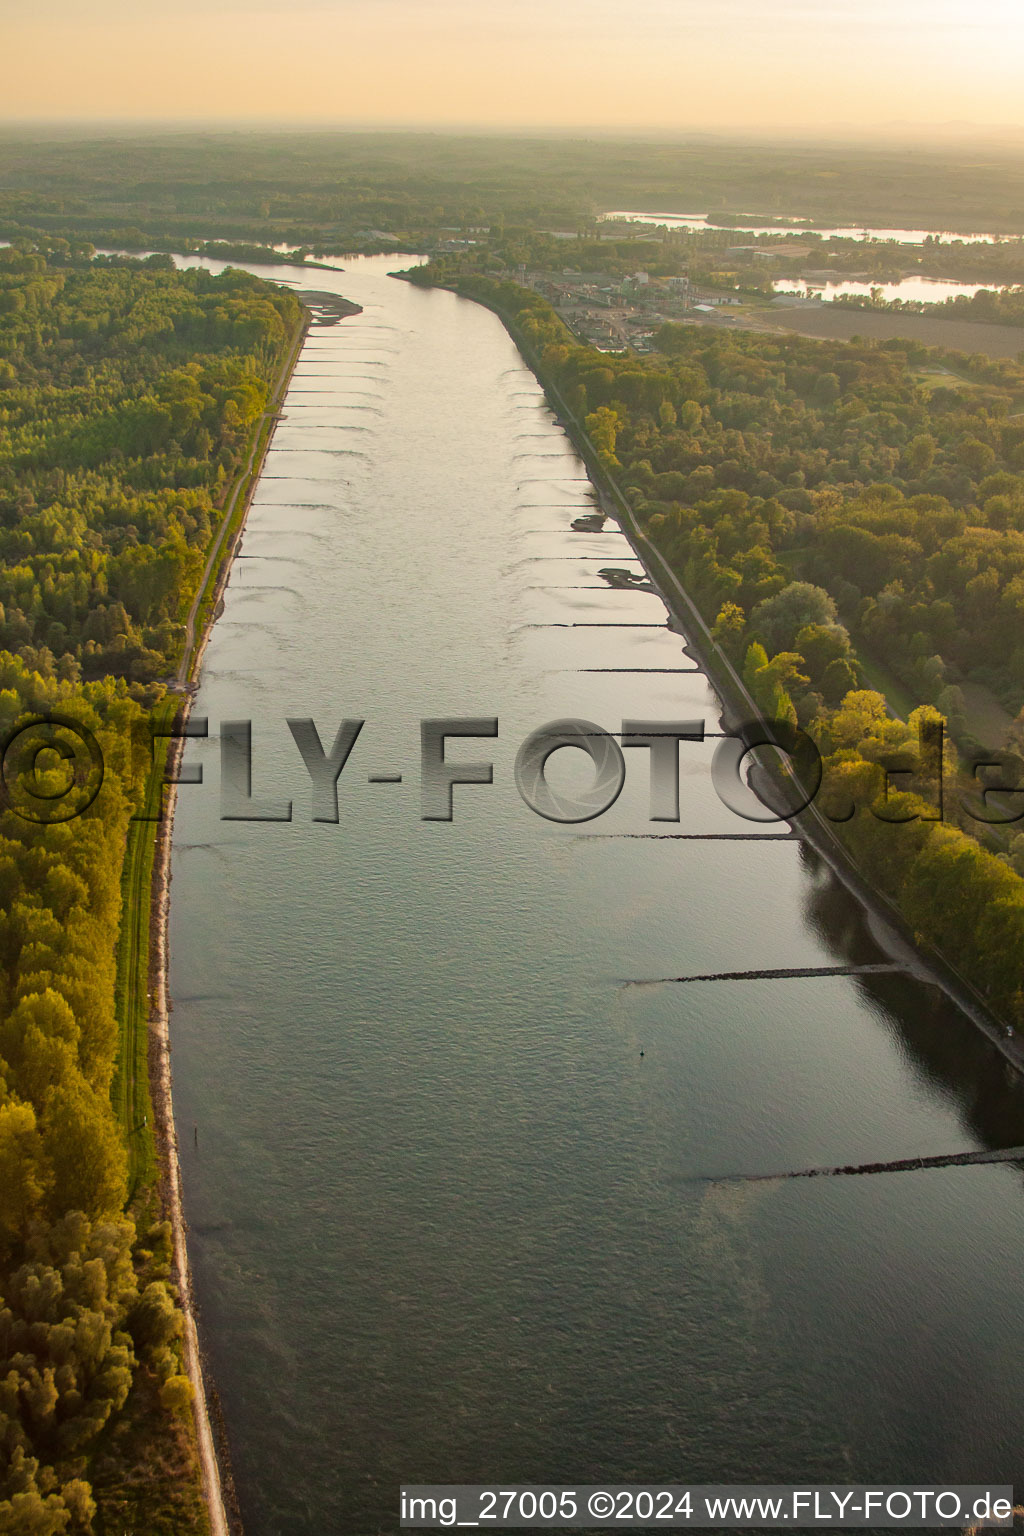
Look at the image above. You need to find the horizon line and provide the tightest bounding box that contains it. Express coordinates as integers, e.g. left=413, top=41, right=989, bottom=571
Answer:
left=2, top=118, right=1024, bottom=146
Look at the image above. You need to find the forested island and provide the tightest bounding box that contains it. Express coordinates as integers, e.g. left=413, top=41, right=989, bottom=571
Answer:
left=408, top=260, right=1024, bottom=1024
left=0, top=240, right=304, bottom=1532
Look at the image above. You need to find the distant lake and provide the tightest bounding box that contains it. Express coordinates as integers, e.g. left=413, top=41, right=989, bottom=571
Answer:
left=773, top=276, right=1012, bottom=304
left=600, top=211, right=1013, bottom=245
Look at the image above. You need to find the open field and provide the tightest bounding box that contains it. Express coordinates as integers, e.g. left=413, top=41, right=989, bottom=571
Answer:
left=752, top=302, right=1024, bottom=359
left=960, top=682, right=1020, bottom=750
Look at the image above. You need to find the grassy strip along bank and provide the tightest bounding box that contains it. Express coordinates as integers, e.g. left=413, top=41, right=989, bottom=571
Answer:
left=405, top=266, right=1024, bottom=1039
left=112, top=694, right=180, bottom=1202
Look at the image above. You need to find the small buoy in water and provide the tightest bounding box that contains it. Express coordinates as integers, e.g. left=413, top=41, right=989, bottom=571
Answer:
left=639, top=1049, right=645, bottom=1058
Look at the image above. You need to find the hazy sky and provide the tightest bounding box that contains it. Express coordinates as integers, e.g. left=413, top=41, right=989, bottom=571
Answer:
left=4, top=0, right=1023, bottom=133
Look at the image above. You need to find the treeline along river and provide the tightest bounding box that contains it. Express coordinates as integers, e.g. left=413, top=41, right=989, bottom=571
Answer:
left=165, top=254, right=1024, bottom=1533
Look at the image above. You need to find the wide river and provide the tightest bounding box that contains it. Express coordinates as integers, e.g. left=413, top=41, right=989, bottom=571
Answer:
left=168, top=253, right=1024, bottom=1534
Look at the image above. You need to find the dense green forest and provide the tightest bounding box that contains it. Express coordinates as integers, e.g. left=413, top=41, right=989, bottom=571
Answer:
left=6, top=130, right=1024, bottom=252
left=0, top=246, right=303, bottom=1532
left=416, top=264, right=1024, bottom=1021
left=0, top=244, right=302, bottom=687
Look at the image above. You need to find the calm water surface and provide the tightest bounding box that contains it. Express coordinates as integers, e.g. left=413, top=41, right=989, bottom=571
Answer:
left=600, top=212, right=1014, bottom=244
left=168, top=254, right=1024, bottom=1535
left=773, top=276, right=1011, bottom=303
